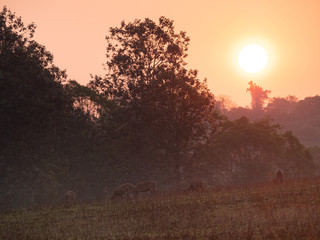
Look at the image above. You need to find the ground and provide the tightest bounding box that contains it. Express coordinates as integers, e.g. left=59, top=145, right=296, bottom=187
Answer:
left=1, top=178, right=320, bottom=239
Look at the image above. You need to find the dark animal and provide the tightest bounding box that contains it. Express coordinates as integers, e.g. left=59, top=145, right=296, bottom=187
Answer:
left=188, top=179, right=206, bottom=192
left=111, top=183, right=138, bottom=201
left=135, top=181, right=157, bottom=197
left=273, top=169, right=283, bottom=184
left=64, top=190, right=76, bottom=207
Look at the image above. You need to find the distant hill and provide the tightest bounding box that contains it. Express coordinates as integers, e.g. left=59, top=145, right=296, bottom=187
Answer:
left=224, top=95, right=320, bottom=147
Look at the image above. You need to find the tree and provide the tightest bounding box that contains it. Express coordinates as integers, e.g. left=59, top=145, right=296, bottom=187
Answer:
left=215, top=95, right=237, bottom=115
left=0, top=6, right=72, bottom=143
left=246, top=81, right=271, bottom=111
left=89, top=17, right=216, bottom=182
left=204, top=117, right=314, bottom=184
left=0, top=6, right=76, bottom=208
left=64, top=80, right=113, bottom=120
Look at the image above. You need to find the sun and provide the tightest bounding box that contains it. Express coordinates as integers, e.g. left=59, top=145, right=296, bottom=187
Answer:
left=238, top=44, right=268, bottom=73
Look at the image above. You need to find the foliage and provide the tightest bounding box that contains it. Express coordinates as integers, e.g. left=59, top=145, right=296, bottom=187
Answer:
left=89, top=17, right=216, bottom=181
left=226, top=95, right=320, bottom=147
left=203, top=117, right=314, bottom=184
left=0, top=6, right=74, bottom=206
left=0, top=6, right=72, bottom=142
left=214, top=95, right=237, bottom=115
left=246, top=81, right=271, bottom=111
left=64, top=80, right=114, bottom=120
left=0, top=7, right=104, bottom=208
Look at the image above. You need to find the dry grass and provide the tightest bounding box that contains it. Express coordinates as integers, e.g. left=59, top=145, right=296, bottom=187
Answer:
left=1, top=178, right=320, bottom=239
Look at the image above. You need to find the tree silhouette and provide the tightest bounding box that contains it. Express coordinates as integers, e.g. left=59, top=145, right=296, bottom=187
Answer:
left=0, top=6, right=79, bottom=208
left=205, top=117, right=314, bottom=184
left=246, top=81, right=271, bottom=110
left=89, top=17, right=216, bottom=181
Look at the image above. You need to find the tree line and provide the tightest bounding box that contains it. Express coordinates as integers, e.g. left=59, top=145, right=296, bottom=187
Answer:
left=220, top=82, right=320, bottom=173
left=0, top=7, right=315, bottom=209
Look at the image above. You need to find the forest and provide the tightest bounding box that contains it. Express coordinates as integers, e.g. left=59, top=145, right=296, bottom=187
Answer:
left=0, top=7, right=317, bottom=209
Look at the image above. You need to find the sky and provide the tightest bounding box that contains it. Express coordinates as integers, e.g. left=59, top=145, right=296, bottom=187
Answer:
left=2, top=0, right=320, bottom=107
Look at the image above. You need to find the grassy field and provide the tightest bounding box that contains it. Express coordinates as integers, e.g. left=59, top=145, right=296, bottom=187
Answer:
left=1, top=178, right=320, bottom=239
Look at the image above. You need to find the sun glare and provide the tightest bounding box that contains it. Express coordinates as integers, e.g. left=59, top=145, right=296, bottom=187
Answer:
left=238, top=44, right=268, bottom=73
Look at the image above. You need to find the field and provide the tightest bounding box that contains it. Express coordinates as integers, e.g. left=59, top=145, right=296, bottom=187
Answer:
left=1, top=178, right=320, bottom=240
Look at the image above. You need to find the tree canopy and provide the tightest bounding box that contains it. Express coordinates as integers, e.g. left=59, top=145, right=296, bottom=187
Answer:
left=203, top=117, right=314, bottom=184
left=0, top=6, right=72, bottom=145
left=246, top=81, right=271, bottom=111
left=89, top=17, right=216, bottom=182
left=0, top=7, right=98, bottom=208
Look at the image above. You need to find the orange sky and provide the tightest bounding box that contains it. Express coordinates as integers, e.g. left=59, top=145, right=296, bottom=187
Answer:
left=2, top=0, right=320, bottom=107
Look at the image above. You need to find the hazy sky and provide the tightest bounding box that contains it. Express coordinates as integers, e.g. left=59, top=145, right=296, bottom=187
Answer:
left=2, top=0, right=320, bottom=106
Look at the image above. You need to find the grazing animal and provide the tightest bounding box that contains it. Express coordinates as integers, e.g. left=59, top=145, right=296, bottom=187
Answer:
left=188, top=179, right=206, bottom=192
left=111, top=183, right=138, bottom=201
left=64, top=190, right=76, bottom=207
left=135, top=181, right=157, bottom=198
left=274, top=169, right=284, bottom=184
left=273, top=169, right=284, bottom=184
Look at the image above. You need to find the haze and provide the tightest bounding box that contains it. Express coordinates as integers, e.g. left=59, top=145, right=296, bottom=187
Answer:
left=2, top=0, right=320, bottom=106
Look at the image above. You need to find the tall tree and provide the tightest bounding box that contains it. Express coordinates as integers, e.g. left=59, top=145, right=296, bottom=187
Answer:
left=0, top=6, right=76, bottom=208
left=246, top=81, right=271, bottom=111
left=89, top=17, right=216, bottom=181
left=0, top=6, right=72, bottom=143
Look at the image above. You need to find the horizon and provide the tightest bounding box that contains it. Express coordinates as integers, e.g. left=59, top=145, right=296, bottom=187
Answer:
left=2, top=0, right=320, bottom=107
